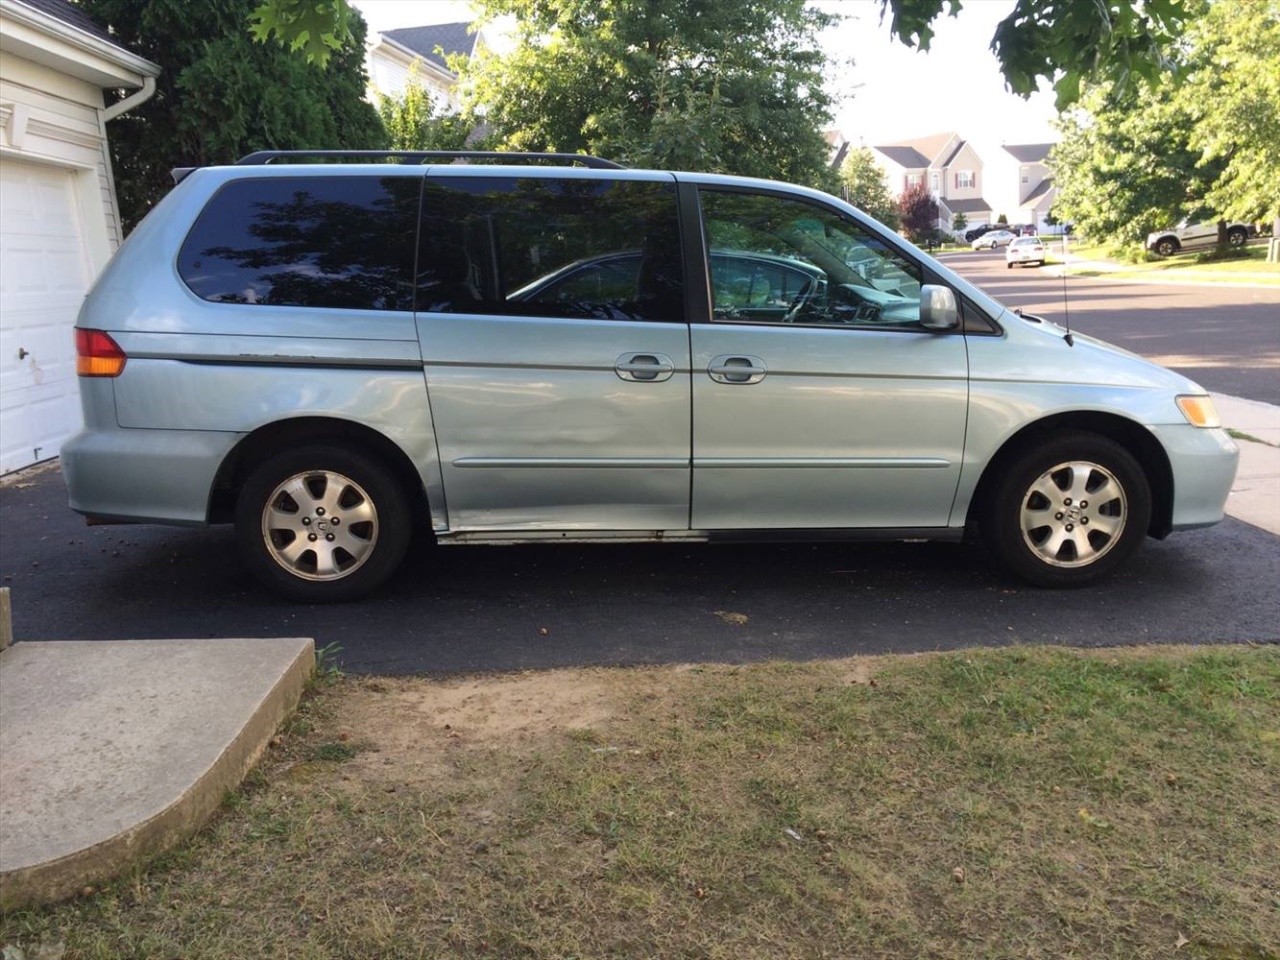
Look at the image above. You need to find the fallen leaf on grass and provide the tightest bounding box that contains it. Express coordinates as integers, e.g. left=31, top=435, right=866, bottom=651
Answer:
left=1175, top=932, right=1189, bottom=948
left=713, top=611, right=749, bottom=625
left=1077, top=807, right=1112, bottom=830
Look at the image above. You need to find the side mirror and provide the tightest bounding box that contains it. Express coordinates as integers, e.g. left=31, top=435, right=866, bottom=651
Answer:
left=919, top=284, right=959, bottom=330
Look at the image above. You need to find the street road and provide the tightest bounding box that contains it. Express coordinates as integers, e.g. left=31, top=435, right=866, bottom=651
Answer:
left=942, top=250, right=1280, bottom=405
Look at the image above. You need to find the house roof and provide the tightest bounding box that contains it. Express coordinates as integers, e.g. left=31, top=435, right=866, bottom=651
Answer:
left=874, top=145, right=931, bottom=169
left=939, top=197, right=993, bottom=215
left=937, top=140, right=967, bottom=169
left=3, top=0, right=159, bottom=86
left=874, top=131, right=967, bottom=170
left=1004, top=143, right=1054, bottom=163
left=14, top=0, right=114, bottom=45
left=382, top=21, right=477, bottom=74
left=1023, top=177, right=1055, bottom=204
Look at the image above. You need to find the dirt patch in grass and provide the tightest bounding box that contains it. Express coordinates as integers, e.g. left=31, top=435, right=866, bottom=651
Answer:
left=3, top=645, right=1278, bottom=960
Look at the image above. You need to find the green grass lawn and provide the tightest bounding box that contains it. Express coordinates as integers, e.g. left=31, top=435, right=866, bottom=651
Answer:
left=1051, top=242, right=1280, bottom=283
left=3, top=645, right=1277, bottom=960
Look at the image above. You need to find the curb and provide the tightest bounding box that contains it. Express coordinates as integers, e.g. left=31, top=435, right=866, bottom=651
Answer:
left=0, top=637, right=315, bottom=910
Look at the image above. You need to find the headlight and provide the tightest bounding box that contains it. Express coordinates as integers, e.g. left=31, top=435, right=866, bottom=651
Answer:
left=1176, top=395, right=1221, bottom=428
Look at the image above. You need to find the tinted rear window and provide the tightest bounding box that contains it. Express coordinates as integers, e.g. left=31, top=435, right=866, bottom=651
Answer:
left=178, top=176, right=421, bottom=311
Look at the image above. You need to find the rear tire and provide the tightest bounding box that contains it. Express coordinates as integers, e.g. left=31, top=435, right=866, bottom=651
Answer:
left=235, top=445, right=413, bottom=602
left=983, top=432, right=1151, bottom=587
left=1227, top=227, right=1247, bottom=248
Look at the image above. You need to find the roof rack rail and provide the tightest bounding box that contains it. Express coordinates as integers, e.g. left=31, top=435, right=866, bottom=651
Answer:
left=235, top=150, right=625, bottom=170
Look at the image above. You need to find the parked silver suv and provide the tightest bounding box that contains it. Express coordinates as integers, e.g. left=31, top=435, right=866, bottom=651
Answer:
left=64, top=151, right=1238, bottom=600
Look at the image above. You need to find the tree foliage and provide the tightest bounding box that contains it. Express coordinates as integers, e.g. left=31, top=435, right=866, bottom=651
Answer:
left=455, top=0, right=839, bottom=188
left=1048, top=0, right=1276, bottom=247
left=878, top=0, right=1197, bottom=109
left=897, top=183, right=938, bottom=243
left=249, top=0, right=1204, bottom=117
left=839, top=148, right=900, bottom=229
left=1048, top=82, right=1216, bottom=246
left=86, top=0, right=385, bottom=231
left=379, top=63, right=471, bottom=151
left=249, top=0, right=352, bottom=67
left=1177, top=0, right=1280, bottom=225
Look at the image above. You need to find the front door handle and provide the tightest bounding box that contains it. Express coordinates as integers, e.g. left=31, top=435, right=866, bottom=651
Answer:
left=708, top=355, right=767, bottom=384
left=615, top=352, right=675, bottom=382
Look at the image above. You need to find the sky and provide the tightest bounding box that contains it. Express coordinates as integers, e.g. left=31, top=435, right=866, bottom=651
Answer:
left=350, top=0, right=1061, bottom=151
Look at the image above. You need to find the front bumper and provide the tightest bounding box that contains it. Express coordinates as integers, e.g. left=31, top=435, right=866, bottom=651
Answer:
left=1149, top=424, right=1239, bottom=531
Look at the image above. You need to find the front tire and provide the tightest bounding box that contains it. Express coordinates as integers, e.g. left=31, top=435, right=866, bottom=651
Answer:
left=1227, top=227, right=1247, bottom=248
left=1155, top=237, right=1179, bottom=257
left=235, top=445, right=413, bottom=602
left=983, top=432, right=1152, bottom=587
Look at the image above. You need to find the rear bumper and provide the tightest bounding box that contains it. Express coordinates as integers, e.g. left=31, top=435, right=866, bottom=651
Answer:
left=62, top=427, right=242, bottom=526
left=1150, top=424, right=1239, bottom=531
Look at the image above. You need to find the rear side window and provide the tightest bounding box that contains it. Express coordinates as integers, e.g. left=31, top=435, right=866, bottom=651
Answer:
left=418, top=177, right=684, bottom=322
left=178, top=176, right=421, bottom=311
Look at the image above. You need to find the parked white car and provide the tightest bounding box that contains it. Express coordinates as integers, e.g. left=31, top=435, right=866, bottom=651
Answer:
left=972, top=230, right=1016, bottom=250
left=1006, top=236, right=1047, bottom=268
left=1146, top=221, right=1251, bottom=257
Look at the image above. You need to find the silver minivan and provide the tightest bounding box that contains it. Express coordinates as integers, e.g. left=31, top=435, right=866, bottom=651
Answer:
left=63, top=151, right=1238, bottom=601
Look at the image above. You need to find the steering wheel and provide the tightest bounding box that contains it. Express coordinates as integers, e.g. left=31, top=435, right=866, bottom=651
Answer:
left=782, top=278, right=818, bottom=323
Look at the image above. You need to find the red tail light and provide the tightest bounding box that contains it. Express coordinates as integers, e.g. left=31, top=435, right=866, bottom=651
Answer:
left=76, top=329, right=127, bottom=377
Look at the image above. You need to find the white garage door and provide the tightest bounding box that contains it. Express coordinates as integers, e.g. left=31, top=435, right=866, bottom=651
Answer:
left=0, top=160, right=92, bottom=474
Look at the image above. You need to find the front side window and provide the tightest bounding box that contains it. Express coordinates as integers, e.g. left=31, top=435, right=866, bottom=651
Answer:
left=418, top=177, right=684, bottom=322
left=700, top=189, right=925, bottom=329
left=179, top=176, right=420, bottom=311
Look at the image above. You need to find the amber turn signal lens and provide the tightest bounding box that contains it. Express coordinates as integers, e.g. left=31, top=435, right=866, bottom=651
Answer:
left=1176, top=395, right=1221, bottom=428
left=75, top=328, right=127, bottom=377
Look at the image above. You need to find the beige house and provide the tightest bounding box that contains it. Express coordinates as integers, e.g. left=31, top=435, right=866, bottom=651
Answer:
left=872, top=132, right=993, bottom=235
left=365, top=21, right=484, bottom=111
left=1003, top=143, right=1060, bottom=234
left=0, top=0, right=159, bottom=474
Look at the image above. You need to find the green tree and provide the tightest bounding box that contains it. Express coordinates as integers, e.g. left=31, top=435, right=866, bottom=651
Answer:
left=86, top=0, right=385, bottom=231
left=454, top=0, right=840, bottom=188
left=951, top=211, right=968, bottom=234
left=256, top=1, right=1200, bottom=111
left=898, top=183, right=939, bottom=243
left=249, top=0, right=352, bottom=67
left=839, top=148, right=900, bottom=229
left=879, top=0, right=1197, bottom=109
left=379, top=63, right=471, bottom=151
left=1176, top=0, right=1280, bottom=227
left=1049, top=81, right=1217, bottom=247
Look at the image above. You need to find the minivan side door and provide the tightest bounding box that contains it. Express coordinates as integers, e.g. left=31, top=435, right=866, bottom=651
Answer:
left=415, top=171, right=692, bottom=532
left=689, top=187, right=969, bottom=530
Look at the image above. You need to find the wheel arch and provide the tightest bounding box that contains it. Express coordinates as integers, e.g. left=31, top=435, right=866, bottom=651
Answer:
left=967, top=411, right=1174, bottom=539
left=209, top=417, right=431, bottom=525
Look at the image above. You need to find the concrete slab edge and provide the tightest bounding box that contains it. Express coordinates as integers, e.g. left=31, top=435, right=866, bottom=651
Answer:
left=0, top=638, right=315, bottom=911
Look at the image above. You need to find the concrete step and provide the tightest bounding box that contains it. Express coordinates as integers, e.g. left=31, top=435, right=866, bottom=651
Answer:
left=0, top=637, right=314, bottom=909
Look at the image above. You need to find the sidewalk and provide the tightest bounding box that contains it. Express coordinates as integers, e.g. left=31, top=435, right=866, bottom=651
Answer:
left=1214, top=392, right=1280, bottom=536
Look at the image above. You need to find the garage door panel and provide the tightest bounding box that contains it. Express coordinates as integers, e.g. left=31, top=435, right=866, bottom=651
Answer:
left=0, top=160, right=91, bottom=474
